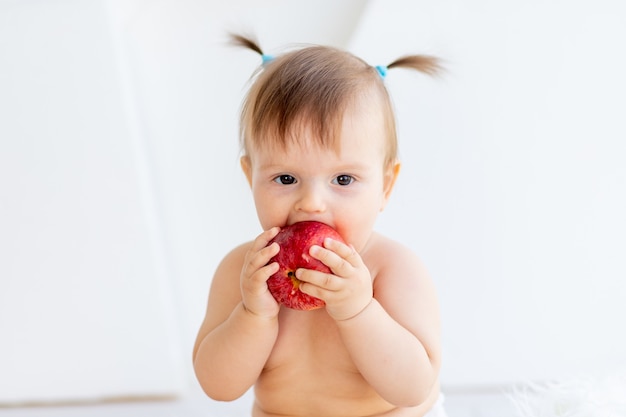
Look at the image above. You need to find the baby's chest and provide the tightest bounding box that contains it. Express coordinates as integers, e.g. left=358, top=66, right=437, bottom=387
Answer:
left=265, top=309, right=356, bottom=372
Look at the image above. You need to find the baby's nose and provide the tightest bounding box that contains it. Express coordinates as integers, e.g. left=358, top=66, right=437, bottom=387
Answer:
left=295, top=184, right=327, bottom=213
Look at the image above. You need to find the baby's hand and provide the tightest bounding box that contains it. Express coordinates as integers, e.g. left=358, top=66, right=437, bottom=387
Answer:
left=240, top=227, right=281, bottom=318
left=296, top=238, right=372, bottom=321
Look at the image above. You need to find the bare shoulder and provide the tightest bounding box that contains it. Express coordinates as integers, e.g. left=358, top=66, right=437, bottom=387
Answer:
left=206, top=240, right=254, bottom=308
left=364, top=232, right=430, bottom=283
left=214, top=240, right=253, bottom=281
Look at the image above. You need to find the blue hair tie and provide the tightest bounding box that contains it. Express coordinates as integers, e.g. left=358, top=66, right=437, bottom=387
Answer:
left=261, top=54, right=274, bottom=66
left=375, top=65, right=388, bottom=79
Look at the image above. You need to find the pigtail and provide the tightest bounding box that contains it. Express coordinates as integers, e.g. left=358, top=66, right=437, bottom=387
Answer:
left=229, top=32, right=275, bottom=67
left=386, top=54, right=443, bottom=77
left=228, top=33, right=264, bottom=56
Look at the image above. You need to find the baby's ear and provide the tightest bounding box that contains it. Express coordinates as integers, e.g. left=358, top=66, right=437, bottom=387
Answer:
left=381, top=161, right=401, bottom=211
left=240, top=155, right=253, bottom=187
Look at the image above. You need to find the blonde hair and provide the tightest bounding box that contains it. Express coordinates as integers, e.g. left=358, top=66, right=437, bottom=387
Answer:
left=230, top=33, right=442, bottom=169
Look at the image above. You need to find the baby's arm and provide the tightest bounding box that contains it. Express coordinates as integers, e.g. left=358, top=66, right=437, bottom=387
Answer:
left=300, top=235, right=441, bottom=407
left=192, top=228, right=281, bottom=401
left=339, top=240, right=440, bottom=406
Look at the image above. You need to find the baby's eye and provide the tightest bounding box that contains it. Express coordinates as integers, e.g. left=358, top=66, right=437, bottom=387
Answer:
left=274, top=174, right=297, bottom=185
left=333, top=175, right=354, bottom=186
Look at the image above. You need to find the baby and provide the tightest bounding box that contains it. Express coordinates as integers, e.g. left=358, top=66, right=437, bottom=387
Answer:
left=193, top=34, right=446, bottom=417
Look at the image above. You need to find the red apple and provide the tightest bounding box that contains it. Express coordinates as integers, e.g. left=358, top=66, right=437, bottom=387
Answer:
left=267, top=221, right=345, bottom=310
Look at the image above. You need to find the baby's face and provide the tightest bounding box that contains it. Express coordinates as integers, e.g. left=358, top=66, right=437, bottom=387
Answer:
left=242, top=100, right=398, bottom=251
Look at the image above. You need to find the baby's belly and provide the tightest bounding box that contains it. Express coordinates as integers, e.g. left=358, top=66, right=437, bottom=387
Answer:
left=253, top=364, right=395, bottom=417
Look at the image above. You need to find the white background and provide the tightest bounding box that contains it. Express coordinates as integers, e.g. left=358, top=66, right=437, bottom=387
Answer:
left=1, top=0, right=625, bottom=406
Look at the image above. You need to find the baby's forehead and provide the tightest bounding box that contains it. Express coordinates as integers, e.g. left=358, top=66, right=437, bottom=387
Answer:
left=248, top=132, right=385, bottom=173
left=248, top=113, right=387, bottom=163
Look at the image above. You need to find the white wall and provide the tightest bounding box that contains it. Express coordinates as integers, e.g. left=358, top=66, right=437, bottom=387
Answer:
left=2, top=0, right=625, bottom=406
left=0, top=0, right=184, bottom=403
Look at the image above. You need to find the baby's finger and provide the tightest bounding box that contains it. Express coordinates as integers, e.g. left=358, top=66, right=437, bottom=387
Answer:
left=309, top=243, right=353, bottom=277
left=249, top=261, right=279, bottom=287
left=251, top=226, right=281, bottom=252
left=296, top=268, right=339, bottom=291
left=323, top=238, right=361, bottom=266
left=247, top=241, right=280, bottom=272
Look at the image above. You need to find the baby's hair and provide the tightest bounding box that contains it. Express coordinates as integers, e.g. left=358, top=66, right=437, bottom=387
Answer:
left=229, top=33, right=442, bottom=168
left=229, top=33, right=263, bottom=56
left=386, top=55, right=442, bottom=77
